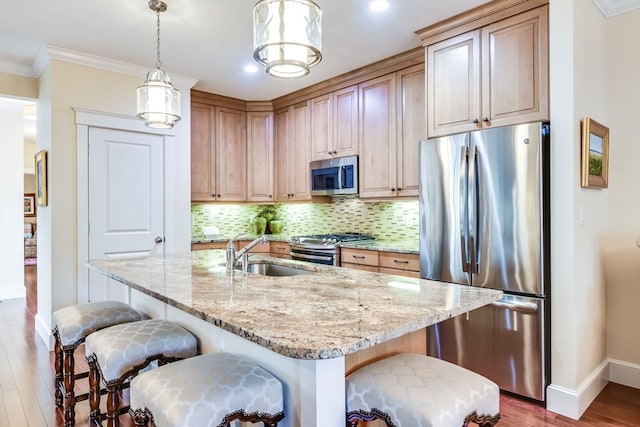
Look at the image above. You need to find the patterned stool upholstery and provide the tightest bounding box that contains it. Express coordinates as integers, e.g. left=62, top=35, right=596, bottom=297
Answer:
left=85, top=319, right=198, bottom=427
left=346, top=353, right=500, bottom=427
left=129, top=352, right=285, bottom=427
left=52, top=301, right=145, bottom=427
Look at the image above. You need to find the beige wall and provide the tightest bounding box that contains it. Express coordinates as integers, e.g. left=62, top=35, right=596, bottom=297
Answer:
left=0, top=72, right=37, bottom=99
left=604, top=8, right=640, bottom=365
left=33, top=58, right=192, bottom=341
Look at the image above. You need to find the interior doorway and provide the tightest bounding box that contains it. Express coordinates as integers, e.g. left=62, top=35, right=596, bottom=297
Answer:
left=0, top=96, right=37, bottom=302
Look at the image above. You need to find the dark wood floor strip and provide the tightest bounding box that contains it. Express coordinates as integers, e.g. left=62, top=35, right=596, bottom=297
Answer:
left=0, top=265, right=637, bottom=426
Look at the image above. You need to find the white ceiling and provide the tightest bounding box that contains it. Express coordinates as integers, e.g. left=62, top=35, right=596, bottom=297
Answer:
left=0, top=1, right=637, bottom=102
left=0, top=0, right=493, bottom=101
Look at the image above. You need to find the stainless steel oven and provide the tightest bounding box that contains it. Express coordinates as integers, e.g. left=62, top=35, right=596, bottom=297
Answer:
left=289, top=233, right=375, bottom=266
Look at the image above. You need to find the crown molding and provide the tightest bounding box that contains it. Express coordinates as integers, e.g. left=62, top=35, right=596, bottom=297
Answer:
left=33, top=45, right=198, bottom=89
left=0, top=59, right=38, bottom=78
left=592, top=0, right=640, bottom=17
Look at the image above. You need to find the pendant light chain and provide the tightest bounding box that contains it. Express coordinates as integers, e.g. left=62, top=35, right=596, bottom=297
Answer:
left=155, top=8, right=162, bottom=70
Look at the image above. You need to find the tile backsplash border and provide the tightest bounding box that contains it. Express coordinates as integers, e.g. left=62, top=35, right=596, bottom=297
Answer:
left=191, top=198, right=419, bottom=241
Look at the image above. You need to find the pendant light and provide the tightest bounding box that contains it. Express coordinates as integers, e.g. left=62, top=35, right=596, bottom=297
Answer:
left=253, top=0, right=322, bottom=79
left=137, top=0, right=181, bottom=129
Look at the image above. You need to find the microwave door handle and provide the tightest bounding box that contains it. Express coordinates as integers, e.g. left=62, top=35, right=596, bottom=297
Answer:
left=339, top=166, right=345, bottom=189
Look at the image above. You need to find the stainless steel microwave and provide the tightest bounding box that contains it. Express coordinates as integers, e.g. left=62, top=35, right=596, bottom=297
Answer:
left=310, top=155, right=358, bottom=196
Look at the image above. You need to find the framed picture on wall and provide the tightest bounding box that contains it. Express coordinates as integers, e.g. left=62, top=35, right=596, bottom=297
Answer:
left=35, top=149, right=48, bottom=206
left=580, top=117, right=609, bottom=189
left=24, top=193, right=36, bottom=217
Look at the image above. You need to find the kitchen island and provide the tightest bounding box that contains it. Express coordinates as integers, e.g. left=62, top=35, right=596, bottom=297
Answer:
left=87, top=250, right=502, bottom=427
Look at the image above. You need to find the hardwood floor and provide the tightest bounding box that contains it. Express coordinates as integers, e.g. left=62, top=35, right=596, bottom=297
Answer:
left=0, top=265, right=638, bottom=426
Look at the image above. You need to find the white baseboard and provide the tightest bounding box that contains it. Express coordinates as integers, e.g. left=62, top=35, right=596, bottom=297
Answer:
left=35, top=313, right=54, bottom=351
left=609, top=358, right=640, bottom=389
left=547, top=357, right=640, bottom=419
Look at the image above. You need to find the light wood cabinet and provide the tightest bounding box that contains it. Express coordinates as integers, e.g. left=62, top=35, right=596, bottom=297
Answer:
left=191, top=241, right=227, bottom=251
left=275, top=102, right=312, bottom=202
left=341, top=248, right=380, bottom=272
left=358, top=74, right=397, bottom=199
left=379, top=252, right=420, bottom=278
left=426, top=5, right=548, bottom=138
left=310, top=85, right=358, bottom=161
left=395, top=65, right=425, bottom=197
left=359, top=67, right=424, bottom=199
left=270, top=241, right=291, bottom=259
left=341, top=248, right=420, bottom=278
left=246, top=111, right=274, bottom=203
left=191, top=103, right=247, bottom=202
left=237, top=239, right=271, bottom=254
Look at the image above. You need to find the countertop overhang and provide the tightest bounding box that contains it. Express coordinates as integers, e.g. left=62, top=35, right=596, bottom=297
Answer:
left=87, top=250, right=502, bottom=360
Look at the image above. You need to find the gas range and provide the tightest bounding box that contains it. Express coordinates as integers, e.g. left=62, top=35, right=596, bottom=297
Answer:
left=289, top=233, right=376, bottom=266
left=290, top=233, right=376, bottom=247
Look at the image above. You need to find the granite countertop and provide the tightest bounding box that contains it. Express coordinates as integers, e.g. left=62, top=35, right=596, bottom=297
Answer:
left=87, top=251, right=501, bottom=360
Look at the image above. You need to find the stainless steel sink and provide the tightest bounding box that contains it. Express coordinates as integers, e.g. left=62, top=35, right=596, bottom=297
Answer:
left=239, top=263, right=312, bottom=277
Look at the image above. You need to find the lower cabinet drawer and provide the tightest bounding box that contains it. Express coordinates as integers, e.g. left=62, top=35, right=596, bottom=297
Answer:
left=270, top=242, right=291, bottom=256
left=341, top=263, right=380, bottom=273
left=191, top=242, right=226, bottom=251
left=379, top=252, right=419, bottom=272
left=379, top=267, right=420, bottom=278
left=341, top=248, right=379, bottom=267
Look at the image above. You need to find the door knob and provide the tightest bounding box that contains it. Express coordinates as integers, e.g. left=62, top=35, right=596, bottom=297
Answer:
left=155, top=236, right=164, bottom=244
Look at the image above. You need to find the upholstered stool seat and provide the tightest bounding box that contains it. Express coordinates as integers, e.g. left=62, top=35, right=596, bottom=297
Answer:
left=52, top=301, right=145, bottom=426
left=85, top=319, right=198, bottom=427
left=346, top=353, right=500, bottom=427
left=129, top=352, right=285, bottom=427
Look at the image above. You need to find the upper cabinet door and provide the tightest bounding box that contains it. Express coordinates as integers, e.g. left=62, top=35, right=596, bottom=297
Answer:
left=215, top=107, right=247, bottom=201
left=482, top=5, right=549, bottom=128
left=190, top=103, right=216, bottom=201
left=246, top=111, right=274, bottom=203
left=333, top=85, right=359, bottom=158
left=359, top=74, right=398, bottom=199
left=427, top=30, right=481, bottom=138
left=310, top=85, right=358, bottom=161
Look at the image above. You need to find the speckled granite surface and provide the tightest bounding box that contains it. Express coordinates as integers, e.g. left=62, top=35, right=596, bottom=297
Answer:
left=87, top=251, right=501, bottom=360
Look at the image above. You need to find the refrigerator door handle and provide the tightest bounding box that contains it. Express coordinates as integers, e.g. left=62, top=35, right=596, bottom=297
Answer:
left=491, top=300, right=539, bottom=314
left=468, top=145, right=479, bottom=273
left=459, top=146, right=469, bottom=273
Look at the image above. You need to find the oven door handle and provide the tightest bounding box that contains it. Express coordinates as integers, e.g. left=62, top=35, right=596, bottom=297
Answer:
left=290, top=252, right=334, bottom=263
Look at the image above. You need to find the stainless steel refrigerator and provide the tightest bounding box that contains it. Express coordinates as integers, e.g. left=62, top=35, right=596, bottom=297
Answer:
left=419, top=121, right=550, bottom=401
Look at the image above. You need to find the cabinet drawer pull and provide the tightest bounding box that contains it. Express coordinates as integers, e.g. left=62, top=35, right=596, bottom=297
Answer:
left=352, top=255, right=365, bottom=259
left=393, top=259, right=409, bottom=264
left=277, top=246, right=286, bottom=250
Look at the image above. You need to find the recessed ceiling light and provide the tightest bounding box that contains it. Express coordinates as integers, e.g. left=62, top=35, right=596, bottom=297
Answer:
left=244, top=64, right=259, bottom=73
left=370, top=0, right=389, bottom=12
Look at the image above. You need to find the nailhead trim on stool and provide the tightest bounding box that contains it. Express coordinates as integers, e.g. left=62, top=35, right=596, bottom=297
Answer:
left=85, top=319, right=198, bottom=427
left=129, top=352, right=285, bottom=427
left=346, top=353, right=501, bottom=427
left=52, top=301, right=145, bottom=427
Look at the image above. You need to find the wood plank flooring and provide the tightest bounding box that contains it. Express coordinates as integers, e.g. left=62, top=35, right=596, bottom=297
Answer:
left=0, top=265, right=638, bottom=426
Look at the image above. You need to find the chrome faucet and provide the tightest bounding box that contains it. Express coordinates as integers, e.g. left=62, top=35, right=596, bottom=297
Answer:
left=225, top=234, right=268, bottom=273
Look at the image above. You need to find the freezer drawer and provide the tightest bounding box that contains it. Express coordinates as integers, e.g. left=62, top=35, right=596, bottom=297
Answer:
left=427, top=294, right=547, bottom=401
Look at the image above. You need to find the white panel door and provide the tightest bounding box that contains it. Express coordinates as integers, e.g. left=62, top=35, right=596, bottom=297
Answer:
left=88, top=127, right=164, bottom=301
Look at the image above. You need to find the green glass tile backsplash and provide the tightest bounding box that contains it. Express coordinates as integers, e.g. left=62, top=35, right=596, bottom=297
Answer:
left=191, top=198, right=419, bottom=241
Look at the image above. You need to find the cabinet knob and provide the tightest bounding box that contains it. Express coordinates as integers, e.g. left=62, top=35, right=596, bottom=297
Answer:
left=217, top=194, right=221, bottom=198
left=397, top=187, right=402, bottom=192
left=332, top=150, right=337, bottom=154
left=269, top=194, right=272, bottom=198
left=482, top=117, right=489, bottom=122
left=390, top=188, right=396, bottom=191
left=327, top=150, right=333, bottom=155
left=472, top=118, right=479, bottom=124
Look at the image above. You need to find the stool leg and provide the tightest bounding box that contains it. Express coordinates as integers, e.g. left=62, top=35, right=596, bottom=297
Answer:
left=87, top=355, right=101, bottom=424
left=63, top=347, right=76, bottom=427
left=130, top=408, right=150, bottom=427
left=54, top=332, right=63, bottom=407
left=106, top=383, right=121, bottom=427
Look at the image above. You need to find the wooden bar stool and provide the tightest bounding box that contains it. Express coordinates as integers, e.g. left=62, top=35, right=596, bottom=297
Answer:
left=52, top=301, right=145, bottom=426
left=85, top=319, right=198, bottom=427
left=129, top=352, right=285, bottom=427
left=346, top=353, right=501, bottom=427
